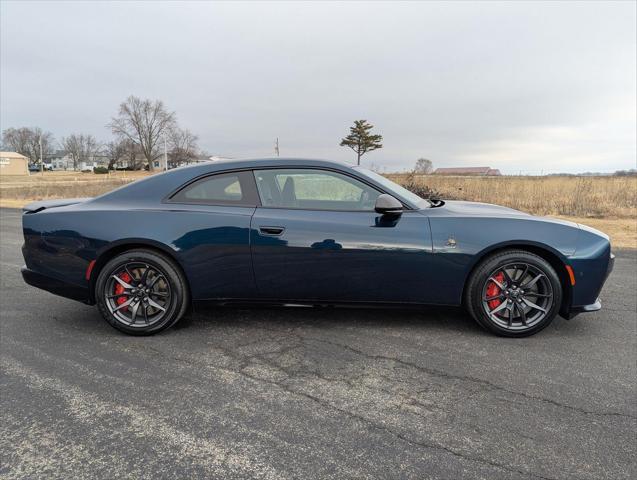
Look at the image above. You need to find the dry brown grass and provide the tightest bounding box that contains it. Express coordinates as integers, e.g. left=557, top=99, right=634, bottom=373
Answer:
left=388, top=174, right=637, bottom=219
left=0, top=170, right=150, bottom=184
left=388, top=174, right=637, bottom=248
left=553, top=216, right=637, bottom=250
left=0, top=180, right=133, bottom=201
left=0, top=170, right=151, bottom=202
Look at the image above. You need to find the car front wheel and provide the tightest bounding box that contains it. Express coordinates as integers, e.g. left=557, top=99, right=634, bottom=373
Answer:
left=465, top=250, right=563, bottom=337
left=95, top=249, right=189, bottom=335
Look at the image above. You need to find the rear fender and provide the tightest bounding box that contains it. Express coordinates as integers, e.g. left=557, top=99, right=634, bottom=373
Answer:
left=23, top=198, right=91, bottom=214
left=88, top=238, right=184, bottom=303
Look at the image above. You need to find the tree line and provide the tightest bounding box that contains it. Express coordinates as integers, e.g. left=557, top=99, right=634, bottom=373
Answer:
left=1, top=95, right=200, bottom=171
left=3, top=105, right=436, bottom=173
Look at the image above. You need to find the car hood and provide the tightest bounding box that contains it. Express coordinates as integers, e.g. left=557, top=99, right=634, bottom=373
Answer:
left=438, top=200, right=580, bottom=228
left=440, top=200, right=530, bottom=217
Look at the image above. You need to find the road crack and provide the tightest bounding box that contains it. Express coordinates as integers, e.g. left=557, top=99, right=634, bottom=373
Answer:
left=308, top=338, right=637, bottom=420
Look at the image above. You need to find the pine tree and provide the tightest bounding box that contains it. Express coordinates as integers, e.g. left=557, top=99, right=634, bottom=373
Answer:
left=339, top=120, right=383, bottom=165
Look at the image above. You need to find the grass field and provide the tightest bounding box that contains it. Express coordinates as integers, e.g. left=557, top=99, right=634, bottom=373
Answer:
left=388, top=174, right=637, bottom=219
left=1, top=170, right=635, bottom=247
left=0, top=170, right=151, bottom=206
left=389, top=174, right=636, bottom=248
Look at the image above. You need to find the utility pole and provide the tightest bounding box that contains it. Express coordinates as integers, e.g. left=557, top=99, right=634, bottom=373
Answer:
left=275, top=137, right=280, bottom=157
left=164, top=134, right=168, bottom=171
left=39, top=134, right=43, bottom=174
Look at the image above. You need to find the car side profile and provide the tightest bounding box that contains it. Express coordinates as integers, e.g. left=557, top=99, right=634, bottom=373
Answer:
left=21, top=158, right=614, bottom=337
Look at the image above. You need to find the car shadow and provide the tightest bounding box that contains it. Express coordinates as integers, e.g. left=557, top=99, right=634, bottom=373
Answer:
left=172, top=304, right=485, bottom=336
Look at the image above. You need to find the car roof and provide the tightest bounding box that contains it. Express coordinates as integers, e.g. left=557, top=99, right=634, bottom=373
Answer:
left=182, top=157, right=353, bottom=173
left=91, top=157, right=425, bottom=210
left=94, top=158, right=361, bottom=204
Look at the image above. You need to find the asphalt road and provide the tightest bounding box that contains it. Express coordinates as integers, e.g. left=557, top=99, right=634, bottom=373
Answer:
left=1, top=207, right=635, bottom=480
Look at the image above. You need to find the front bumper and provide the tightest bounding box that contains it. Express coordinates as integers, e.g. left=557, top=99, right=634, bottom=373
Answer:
left=606, top=252, right=615, bottom=281
left=564, top=252, right=614, bottom=319
left=21, top=266, right=92, bottom=304
left=567, top=298, right=602, bottom=317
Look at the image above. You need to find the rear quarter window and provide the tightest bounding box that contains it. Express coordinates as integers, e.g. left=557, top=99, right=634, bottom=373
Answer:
left=170, top=171, right=259, bottom=206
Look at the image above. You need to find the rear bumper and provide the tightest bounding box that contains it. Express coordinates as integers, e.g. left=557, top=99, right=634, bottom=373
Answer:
left=21, top=266, right=92, bottom=304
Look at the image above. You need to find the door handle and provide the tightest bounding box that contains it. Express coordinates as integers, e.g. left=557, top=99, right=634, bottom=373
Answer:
left=259, top=226, right=285, bottom=236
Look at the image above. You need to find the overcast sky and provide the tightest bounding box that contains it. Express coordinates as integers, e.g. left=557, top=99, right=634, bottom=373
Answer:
left=1, top=1, right=635, bottom=173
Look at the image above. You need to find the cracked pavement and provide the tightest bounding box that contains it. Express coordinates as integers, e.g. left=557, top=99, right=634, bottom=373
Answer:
left=1, top=208, right=635, bottom=479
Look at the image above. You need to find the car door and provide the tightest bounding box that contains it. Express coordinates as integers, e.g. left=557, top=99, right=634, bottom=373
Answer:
left=166, top=170, right=260, bottom=300
left=250, top=168, right=434, bottom=303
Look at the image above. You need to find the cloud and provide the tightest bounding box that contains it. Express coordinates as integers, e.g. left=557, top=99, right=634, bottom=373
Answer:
left=1, top=0, right=635, bottom=173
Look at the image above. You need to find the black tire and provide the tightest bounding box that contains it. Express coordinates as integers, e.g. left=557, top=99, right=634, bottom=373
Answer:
left=465, top=250, right=562, bottom=337
left=95, top=249, right=189, bottom=335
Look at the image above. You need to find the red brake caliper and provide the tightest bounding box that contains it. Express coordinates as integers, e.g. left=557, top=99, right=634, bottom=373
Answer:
left=114, top=272, right=132, bottom=311
left=487, top=272, right=505, bottom=312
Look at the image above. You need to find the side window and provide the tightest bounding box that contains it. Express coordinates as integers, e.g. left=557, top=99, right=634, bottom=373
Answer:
left=171, top=171, right=259, bottom=205
left=253, top=169, right=382, bottom=211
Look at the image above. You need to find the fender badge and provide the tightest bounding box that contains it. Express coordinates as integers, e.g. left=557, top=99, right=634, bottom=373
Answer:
left=446, top=235, right=457, bottom=248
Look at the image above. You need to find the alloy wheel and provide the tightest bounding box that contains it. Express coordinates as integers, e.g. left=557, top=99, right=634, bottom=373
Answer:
left=481, top=262, right=554, bottom=331
left=104, top=262, right=171, bottom=328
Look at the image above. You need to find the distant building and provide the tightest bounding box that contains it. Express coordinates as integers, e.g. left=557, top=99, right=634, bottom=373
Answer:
left=47, top=150, right=110, bottom=171
left=153, top=157, right=166, bottom=170
left=433, top=166, right=501, bottom=176
left=165, top=155, right=213, bottom=169
left=0, top=152, right=29, bottom=175
left=79, top=154, right=109, bottom=171
left=48, top=150, right=72, bottom=170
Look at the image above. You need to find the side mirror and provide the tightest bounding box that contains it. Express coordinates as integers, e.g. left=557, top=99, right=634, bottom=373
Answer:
left=375, top=194, right=403, bottom=215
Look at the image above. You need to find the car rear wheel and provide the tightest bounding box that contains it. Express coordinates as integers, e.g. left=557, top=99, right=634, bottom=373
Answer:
left=95, top=249, right=189, bottom=335
left=465, top=250, right=562, bottom=337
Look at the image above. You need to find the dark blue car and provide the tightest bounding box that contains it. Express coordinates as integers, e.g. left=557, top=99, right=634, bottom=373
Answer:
left=21, top=158, right=614, bottom=337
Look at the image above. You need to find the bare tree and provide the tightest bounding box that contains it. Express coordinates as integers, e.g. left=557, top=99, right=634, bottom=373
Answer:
left=121, top=139, right=143, bottom=170
left=413, top=158, right=433, bottom=174
left=108, top=95, right=176, bottom=171
left=2, top=127, right=31, bottom=157
left=104, top=139, right=128, bottom=170
left=168, top=127, right=198, bottom=168
left=2, top=127, right=54, bottom=165
left=26, top=128, right=55, bottom=166
left=61, top=134, right=100, bottom=170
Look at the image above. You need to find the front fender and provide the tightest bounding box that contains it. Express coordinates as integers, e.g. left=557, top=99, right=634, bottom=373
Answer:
left=424, top=215, right=580, bottom=306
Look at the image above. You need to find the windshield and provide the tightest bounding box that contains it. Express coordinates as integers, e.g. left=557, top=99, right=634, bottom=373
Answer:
left=354, top=167, right=431, bottom=209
